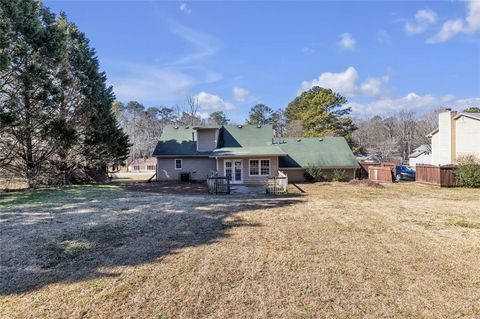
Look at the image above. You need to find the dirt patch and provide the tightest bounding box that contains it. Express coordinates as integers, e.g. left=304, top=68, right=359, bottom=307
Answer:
left=118, top=181, right=208, bottom=195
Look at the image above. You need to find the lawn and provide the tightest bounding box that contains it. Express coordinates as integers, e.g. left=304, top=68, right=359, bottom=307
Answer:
left=1, top=182, right=479, bottom=318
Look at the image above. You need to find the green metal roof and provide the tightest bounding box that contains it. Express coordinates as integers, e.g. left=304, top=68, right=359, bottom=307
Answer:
left=219, top=125, right=274, bottom=147
left=278, top=137, right=360, bottom=169
left=152, top=126, right=210, bottom=156
left=210, top=146, right=286, bottom=158
left=153, top=126, right=359, bottom=169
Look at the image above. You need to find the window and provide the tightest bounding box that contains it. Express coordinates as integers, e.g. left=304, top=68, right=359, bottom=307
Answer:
left=133, top=165, right=140, bottom=171
left=147, top=165, right=156, bottom=171
left=249, top=159, right=270, bottom=176
left=261, top=160, right=270, bottom=175
left=174, top=159, right=182, bottom=170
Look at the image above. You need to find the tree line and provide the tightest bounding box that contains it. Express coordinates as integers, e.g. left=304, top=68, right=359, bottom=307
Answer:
left=0, top=0, right=129, bottom=186
left=116, top=86, right=480, bottom=167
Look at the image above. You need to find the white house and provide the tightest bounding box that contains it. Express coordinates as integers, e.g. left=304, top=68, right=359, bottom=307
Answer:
left=429, top=109, right=480, bottom=165
left=408, top=144, right=431, bottom=167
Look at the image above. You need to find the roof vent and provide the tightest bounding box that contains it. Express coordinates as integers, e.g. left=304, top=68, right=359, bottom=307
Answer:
left=257, top=124, right=262, bottom=128
left=174, top=126, right=179, bottom=129
left=185, top=126, right=189, bottom=129
left=318, top=138, right=323, bottom=142
left=296, top=138, right=301, bottom=142
left=238, top=125, right=243, bottom=128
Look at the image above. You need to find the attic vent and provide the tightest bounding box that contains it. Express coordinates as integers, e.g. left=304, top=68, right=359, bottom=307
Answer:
left=296, top=138, right=301, bottom=142
left=318, top=138, right=323, bottom=142
left=237, top=125, right=243, bottom=128
left=174, top=126, right=179, bottom=129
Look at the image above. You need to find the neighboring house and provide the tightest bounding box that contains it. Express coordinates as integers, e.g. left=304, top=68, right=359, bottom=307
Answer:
left=128, top=157, right=157, bottom=172
left=152, top=124, right=359, bottom=183
left=408, top=144, right=431, bottom=167
left=429, top=109, right=480, bottom=165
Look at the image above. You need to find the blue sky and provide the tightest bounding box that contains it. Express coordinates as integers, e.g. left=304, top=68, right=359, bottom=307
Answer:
left=45, top=0, right=480, bottom=122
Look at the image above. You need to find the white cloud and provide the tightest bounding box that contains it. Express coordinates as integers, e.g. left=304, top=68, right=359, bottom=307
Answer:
left=338, top=33, right=356, bottom=51
left=301, top=47, right=315, bottom=54
left=405, top=9, right=438, bottom=34
left=179, top=3, right=191, bottom=14
left=110, top=63, right=221, bottom=103
left=299, top=67, right=389, bottom=97
left=168, top=22, right=220, bottom=65
left=195, top=92, right=235, bottom=111
left=348, top=93, right=480, bottom=117
left=377, top=30, right=392, bottom=45
left=232, top=87, right=249, bottom=102
left=428, top=0, right=480, bottom=43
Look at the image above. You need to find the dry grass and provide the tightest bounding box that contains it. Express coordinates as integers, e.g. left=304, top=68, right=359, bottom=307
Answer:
left=1, top=182, right=480, bottom=318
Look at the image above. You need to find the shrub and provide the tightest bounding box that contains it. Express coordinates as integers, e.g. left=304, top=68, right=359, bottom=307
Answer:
left=304, top=165, right=323, bottom=182
left=455, top=154, right=480, bottom=188
left=332, top=169, right=347, bottom=182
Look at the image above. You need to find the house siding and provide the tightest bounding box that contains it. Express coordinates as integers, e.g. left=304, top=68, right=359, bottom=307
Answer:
left=197, top=129, right=218, bottom=151
left=409, top=153, right=431, bottom=167
left=455, top=116, right=480, bottom=160
left=217, top=156, right=279, bottom=185
left=156, top=157, right=216, bottom=181
left=437, top=111, right=455, bottom=165
left=431, top=133, right=440, bottom=165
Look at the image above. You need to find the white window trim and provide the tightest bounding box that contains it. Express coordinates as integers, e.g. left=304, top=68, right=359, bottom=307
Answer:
left=249, top=159, right=271, bottom=176
left=174, top=159, right=182, bottom=170
left=224, top=159, right=243, bottom=184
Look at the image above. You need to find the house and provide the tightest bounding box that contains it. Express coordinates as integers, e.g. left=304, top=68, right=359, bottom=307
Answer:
left=429, top=109, right=480, bottom=165
left=152, top=124, right=359, bottom=183
left=408, top=144, right=431, bottom=167
left=129, top=157, right=157, bottom=172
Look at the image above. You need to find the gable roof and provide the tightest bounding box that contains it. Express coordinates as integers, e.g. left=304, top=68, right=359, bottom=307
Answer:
left=218, top=125, right=274, bottom=147
left=409, top=144, right=431, bottom=158
left=278, top=137, right=359, bottom=169
left=453, top=112, right=480, bottom=121
left=152, top=126, right=211, bottom=156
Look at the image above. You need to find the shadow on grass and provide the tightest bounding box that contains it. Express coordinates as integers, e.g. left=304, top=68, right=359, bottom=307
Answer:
left=0, top=185, right=302, bottom=295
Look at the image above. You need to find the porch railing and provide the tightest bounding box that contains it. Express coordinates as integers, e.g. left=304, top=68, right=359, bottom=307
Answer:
left=207, top=176, right=230, bottom=194
left=266, top=171, right=288, bottom=194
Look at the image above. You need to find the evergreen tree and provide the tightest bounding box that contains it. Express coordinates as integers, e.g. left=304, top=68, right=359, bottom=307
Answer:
left=285, top=86, right=357, bottom=142
left=208, top=111, right=229, bottom=125
left=247, top=104, right=273, bottom=125
left=0, top=0, right=130, bottom=185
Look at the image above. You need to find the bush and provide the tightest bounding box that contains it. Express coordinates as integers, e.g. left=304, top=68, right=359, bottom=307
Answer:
left=332, top=169, right=347, bottom=182
left=304, top=165, right=323, bottom=182
left=455, top=154, right=480, bottom=188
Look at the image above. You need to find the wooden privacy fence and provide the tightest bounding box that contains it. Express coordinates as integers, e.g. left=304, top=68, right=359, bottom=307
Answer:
left=368, top=166, right=394, bottom=183
left=415, top=164, right=457, bottom=187
left=266, top=171, right=288, bottom=194
left=207, top=176, right=230, bottom=194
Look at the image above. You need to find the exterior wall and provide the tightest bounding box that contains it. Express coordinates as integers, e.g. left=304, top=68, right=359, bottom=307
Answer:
left=455, top=116, right=480, bottom=161
left=437, top=111, right=455, bottom=165
left=196, top=129, right=218, bottom=151
left=281, top=168, right=356, bottom=182
left=217, top=156, right=279, bottom=185
left=156, top=157, right=216, bottom=181
left=431, top=133, right=440, bottom=165
left=409, top=153, right=431, bottom=167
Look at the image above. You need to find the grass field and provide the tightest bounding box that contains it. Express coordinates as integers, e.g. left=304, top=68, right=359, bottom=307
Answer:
left=1, top=182, right=479, bottom=318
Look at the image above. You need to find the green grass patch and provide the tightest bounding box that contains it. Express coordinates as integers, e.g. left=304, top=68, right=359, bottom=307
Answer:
left=453, top=220, right=480, bottom=229
left=0, top=184, right=123, bottom=207
left=85, top=225, right=123, bottom=240
left=46, top=240, right=93, bottom=268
